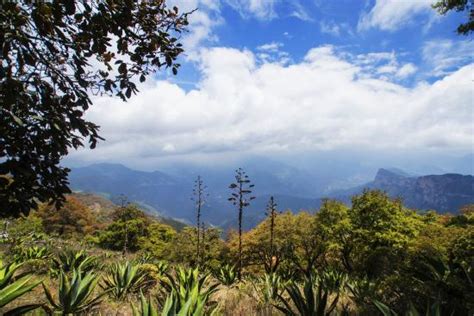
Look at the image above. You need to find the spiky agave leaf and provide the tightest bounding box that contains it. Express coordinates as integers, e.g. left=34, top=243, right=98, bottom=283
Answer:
left=0, top=275, right=41, bottom=307
left=51, top=249, right=98, bottom=275
left=132, top=291, right=159, bottom=316
left=159, top=267, right=219, bottom=315
left=101, top=261, right=149, bottom=300
left=43, top=269, right=108, bottom=314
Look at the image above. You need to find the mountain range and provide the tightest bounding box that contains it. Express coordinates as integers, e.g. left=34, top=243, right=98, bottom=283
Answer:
left=69, top=162, right=474, bottom=229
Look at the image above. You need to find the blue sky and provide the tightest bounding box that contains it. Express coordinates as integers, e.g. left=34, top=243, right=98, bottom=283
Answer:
left=170, top=0, right=471, bottom=87
left=69, top=0, right=473, bottom=170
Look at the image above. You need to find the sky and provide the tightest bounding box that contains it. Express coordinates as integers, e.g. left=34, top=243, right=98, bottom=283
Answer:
left=67, top=0, right=474, bottom=171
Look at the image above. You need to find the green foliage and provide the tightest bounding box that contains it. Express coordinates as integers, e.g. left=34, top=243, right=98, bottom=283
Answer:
left=168, top=226, right=224, bottom=269
left=275, top=270, right=347, bottom=316
left=13, top=245, right=49, bottom=263
left=0, top=1, right=189, bottom=217
left=51, top=249, right=98, bottom=276
left=99, top=205, right=151, bottom=252
left=0, top=259, right=42, bottom=314
left=43, top=269, right=107, bottom=314
left=138, top=222, right=176, bottom=258
left=0, top=260, right=41, bottom=311
left=214, top=264, right=237, bottom=287
left=101, top=261, right=151, bottom=301
left=255, top=272, right=286, bottom=304
left=132, top=292, right=160, bottom=316
left=159, top=267, right=219, bottom=315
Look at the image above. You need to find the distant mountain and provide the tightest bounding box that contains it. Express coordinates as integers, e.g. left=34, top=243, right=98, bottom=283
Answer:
left=332, top=168, right=474, bottom=213
left=69, top=162, right=322, bottom=227
left=69, top=163, right=473, bottom=230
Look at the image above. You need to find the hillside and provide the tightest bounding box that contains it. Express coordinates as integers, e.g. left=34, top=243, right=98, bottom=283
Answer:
left=71, top=192, right=187, bottom=231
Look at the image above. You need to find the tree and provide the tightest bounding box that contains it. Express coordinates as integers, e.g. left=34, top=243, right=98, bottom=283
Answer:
left=433, top=0, right=474, bottom=35
left=349, top=190, right=421, bottom=278
left=0, top=1, right=190, bottom=217
left=98, top=204, right=150, bottom=252
left=228, top=168, right=255, bottom=280
left=138, top=222, right=176, bottom=259
left=191, top=175, right=208, bottom=265
left=168, top=226, right=224, bottom=269
left=315, top=199, right=353, bottom=272
left=37, top=195, right=96, bottom=237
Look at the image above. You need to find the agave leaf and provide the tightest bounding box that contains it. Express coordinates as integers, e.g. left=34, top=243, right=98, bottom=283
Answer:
left=0, top=275, right=41, bottom=307
left=3, top=303, right=43, bottom=316
left=374, top=300, right=398, bottom=316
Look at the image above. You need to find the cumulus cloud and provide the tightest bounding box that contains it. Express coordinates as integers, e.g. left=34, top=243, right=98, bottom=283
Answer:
left=358, top=0, right=434, bottom=31
left=70, top=45, right=473, bottom=163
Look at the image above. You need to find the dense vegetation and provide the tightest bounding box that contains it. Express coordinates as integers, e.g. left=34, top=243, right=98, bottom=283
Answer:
left=0, top=1, right=189, bottom=217
left=0, top=190, right=472, bottom=315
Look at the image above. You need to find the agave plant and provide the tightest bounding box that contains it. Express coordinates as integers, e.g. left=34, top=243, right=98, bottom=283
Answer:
left=132, top=292, right=160, bottom=316
left=275, top=269, right=348, bottom=316
left=159, top=267, right=219, bottom=315
left=255, top=272, right=285, bottom=304
left=252, top=272, right=286, bottom=316
left=214, top=264, right=237, bottom=287
left=134, top=253, right=157, bottom=265
left=51, top=249, right=98, bottom=276
left=0, top=260, right=42, bottom=314
left=13, top=245, right=50, bottom=263
left=43, top=269, right=107, bottom=314
left=132, top=290, right=218, bottom=316
left=101, top=261, right=151, bottom=301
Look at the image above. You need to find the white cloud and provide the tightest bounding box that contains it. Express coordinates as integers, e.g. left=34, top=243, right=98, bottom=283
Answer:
left=225, top=0, right=278, bottom=20
left=349, top=50, right=418, bottom=81
left=320, top=21, right=353, bottom=37
left=256, top=42, right=290, bottom=64
left=290, top=1, right=313, bottom=21
left=396, top=63, right=417, bottom=78
left=358, top=0, right=434, bottom=31
left=70, top=46, right=473, bottom=163
left=422, top=39, right=474, bottom=77
left=257, top=42, right=283, bottom=52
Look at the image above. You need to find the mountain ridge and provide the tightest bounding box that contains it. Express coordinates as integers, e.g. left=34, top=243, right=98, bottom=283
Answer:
left=69, top=163, right=474, bottom=229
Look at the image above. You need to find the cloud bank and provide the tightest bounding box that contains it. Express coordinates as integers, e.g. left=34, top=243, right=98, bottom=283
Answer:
left=69, top=44, right=473, bottom=164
